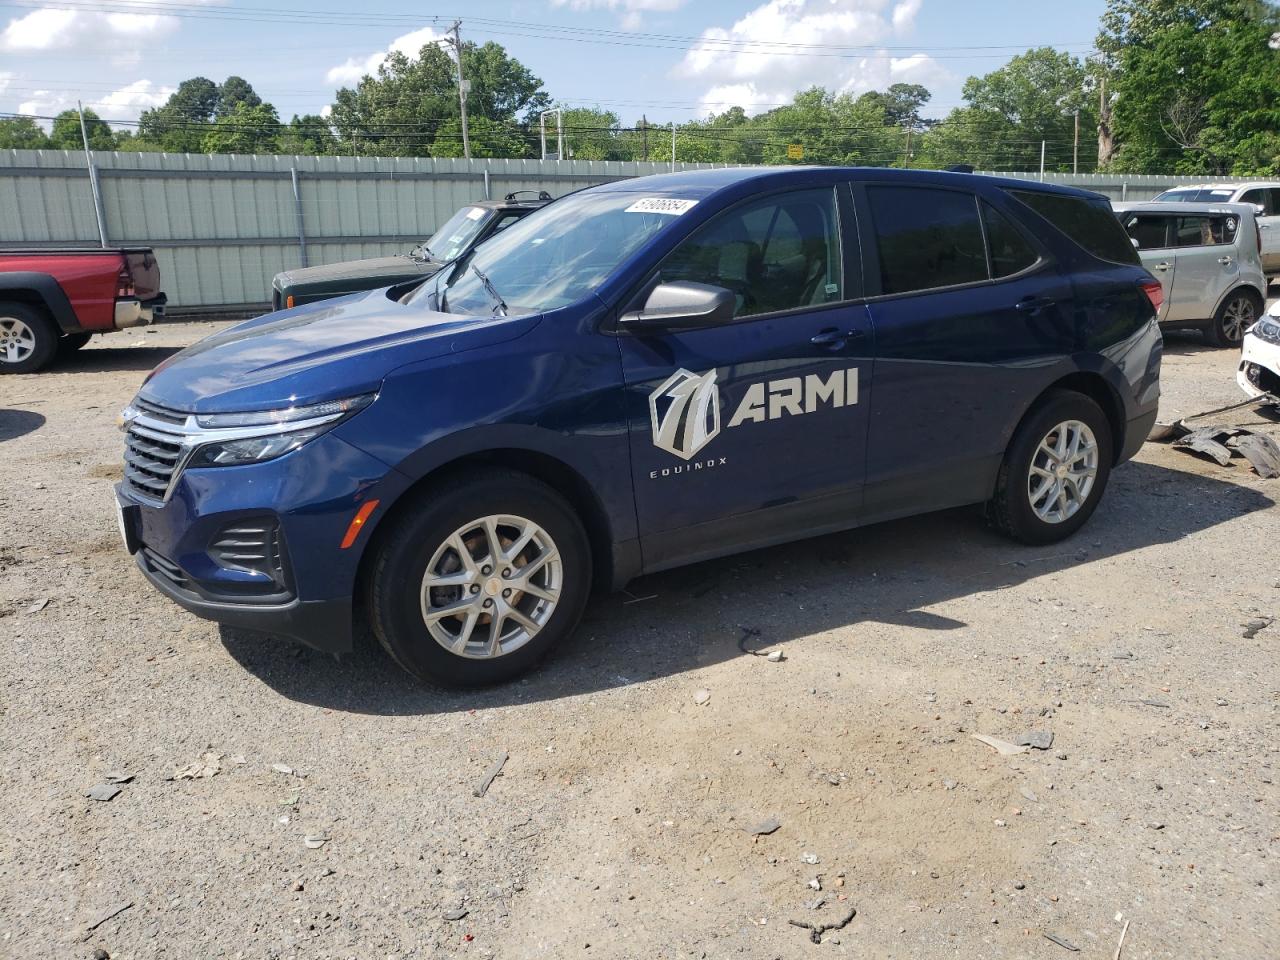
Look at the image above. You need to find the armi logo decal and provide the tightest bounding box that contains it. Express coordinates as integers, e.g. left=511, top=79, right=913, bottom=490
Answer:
left=648, top=368, right=722, bottom=460
left=646, top=365, right=860, bottom=463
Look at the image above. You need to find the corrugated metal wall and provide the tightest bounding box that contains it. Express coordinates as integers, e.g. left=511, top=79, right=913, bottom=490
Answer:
left=0, top=148, right=1260, bottom=310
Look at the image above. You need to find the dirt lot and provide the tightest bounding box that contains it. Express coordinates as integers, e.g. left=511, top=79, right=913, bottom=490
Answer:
left=1, top=321, right=1278, bottom=960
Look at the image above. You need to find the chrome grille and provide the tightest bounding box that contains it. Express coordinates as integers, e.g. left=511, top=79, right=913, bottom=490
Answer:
left=132, top=397, right=187, bottom=425
left=123, top=419, right=186, bottom=501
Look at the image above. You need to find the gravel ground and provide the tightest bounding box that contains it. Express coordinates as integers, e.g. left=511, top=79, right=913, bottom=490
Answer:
left=1, top=319, right=1278, bottom=960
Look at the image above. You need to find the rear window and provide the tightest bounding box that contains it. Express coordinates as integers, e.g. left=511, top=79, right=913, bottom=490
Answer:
left=982, top=201, right=1039, bottom=277
left=1010, top=190, right=1140, bottom=265
left=1173, top=215, right=1238, bottom=247
left=1153, top=188, right=1236, bottom=203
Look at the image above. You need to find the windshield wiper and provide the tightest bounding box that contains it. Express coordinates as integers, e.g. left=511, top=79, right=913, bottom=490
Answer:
left=471, top=264, right=507, bottom=317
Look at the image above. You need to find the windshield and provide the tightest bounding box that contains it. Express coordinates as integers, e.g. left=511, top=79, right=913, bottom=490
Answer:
left=1153, top=188, right=1235, bottom=203
left=420, top=206, right=492, bottom=262
left=407, top=190, right=689, bottom=316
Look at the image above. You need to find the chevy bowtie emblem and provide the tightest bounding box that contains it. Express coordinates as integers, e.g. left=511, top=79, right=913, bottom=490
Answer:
left=649, top=368, right=722, bottom=460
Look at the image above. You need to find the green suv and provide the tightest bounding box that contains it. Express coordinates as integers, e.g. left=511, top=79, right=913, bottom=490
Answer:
left=270, top=192, right=551, bottom=310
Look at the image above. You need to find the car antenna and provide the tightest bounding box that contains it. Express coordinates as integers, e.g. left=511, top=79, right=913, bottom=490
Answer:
left=945, top=164, right=975, bottom=174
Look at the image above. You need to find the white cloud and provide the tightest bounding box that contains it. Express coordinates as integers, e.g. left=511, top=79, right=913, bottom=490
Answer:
left=326, top=25, right=447, bottom=86
left=550, top=0, right=688, bottom=29
left=0, top=71, right=12, bottom=97
left=0, top=1, right=212, bottom=52
left=18, top=79, right=172, bottom=127
left=675, top=0, right=949, bottom=115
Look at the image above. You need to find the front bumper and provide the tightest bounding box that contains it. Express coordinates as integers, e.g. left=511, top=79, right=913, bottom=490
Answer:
left=1238, top=332, right=1280, bottom=398
left=116, top=432, right=406, bottom=654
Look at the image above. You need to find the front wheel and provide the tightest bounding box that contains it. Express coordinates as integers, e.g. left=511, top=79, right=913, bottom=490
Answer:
left=368, top=470, right=591, bottom=686
left=0, top=303, right=58, bottom=374
left=987, top=391, right=1114, bottom=545
left=1207, top=289, right=1261, bottom=348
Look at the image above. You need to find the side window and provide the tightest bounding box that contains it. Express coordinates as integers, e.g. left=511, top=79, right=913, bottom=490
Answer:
left=982, top=202, right=1039, bottom=277
left=1123, top=214, right=1172, bottom=250
left=1009, top=190, right=1141, bottom=265
left=1239, top=188, right=1267, bottom=212
left=659, top=188, right=841, bottom=319
left=491, top=213, right=523, bottom=235
left=868, top=186, right=988, bottom=294
left=1174, top=216, right=1232, bottom=247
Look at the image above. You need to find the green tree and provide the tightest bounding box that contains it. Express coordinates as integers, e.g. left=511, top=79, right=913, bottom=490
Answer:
left=559, top=107, right=629, bottom=160
left=215, top=76, right=262, bottom=118
left=330, top=40, right=549, bottom=157
left=278, top=114, right=337, bottom=155
left=200, top=102, right=281, bottom=154
left=0, top=116, right=51, bottom=149
left=919, top=48, right=1094, bottom=171
left=431, top=116, right=530, bottom=158
left=138, top=76, right=219, bottom=151
left=48, top=108, right=114, bottom=150
left=856, top=83, right=932, bottom=127
left=1098, top=0, right=1280, bottom=174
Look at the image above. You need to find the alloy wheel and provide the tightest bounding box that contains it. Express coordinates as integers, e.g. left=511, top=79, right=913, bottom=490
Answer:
left=420, top=514, right=562, bottom=659
left=0, top=317, right=36, bottom=365
left=1221, top=296, right=1256, bottom=343
left=1027, top=419, right=1099, bottom=524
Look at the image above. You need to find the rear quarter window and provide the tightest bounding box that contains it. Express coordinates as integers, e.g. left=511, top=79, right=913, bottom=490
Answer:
left=1010, top=190, right=1141, bottom=266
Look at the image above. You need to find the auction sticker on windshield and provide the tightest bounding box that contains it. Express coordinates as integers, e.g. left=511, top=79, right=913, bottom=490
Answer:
left=625, top=198, right=698, bottom=215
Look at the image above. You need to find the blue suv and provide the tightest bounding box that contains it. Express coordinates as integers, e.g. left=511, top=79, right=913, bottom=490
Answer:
left=116, top=167, right=1162, bottom=686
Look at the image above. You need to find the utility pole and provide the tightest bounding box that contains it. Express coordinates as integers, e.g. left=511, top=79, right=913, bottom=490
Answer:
left=1073, top=109, right=1080, bottom=174
left=641, top=114, right=648, bottom=162
left=670, top=121, right=675, bottom=171
left=1039, top=140, right=1046, bottom=181
left=78, top=100, right=108, bottom=248
left=448, top=20, right=471, bottom=161
left=903, top=124, right=913, bottom=169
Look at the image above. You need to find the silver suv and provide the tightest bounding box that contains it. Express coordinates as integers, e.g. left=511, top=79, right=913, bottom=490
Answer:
left=1151, top=182, right=1280, bottom=275
left=1114, top=201, right=1267, bottom=347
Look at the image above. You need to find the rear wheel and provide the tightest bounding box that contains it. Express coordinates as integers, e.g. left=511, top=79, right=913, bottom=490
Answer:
left=0, top=303, right=58, bottom=374
left=368, top=470, right=591, bottom=686
left=57, top=332, right=92, bottom=356
left=1207, top=289, right=1261, bottom=348
left=988, top=390, right=1113, bottom=545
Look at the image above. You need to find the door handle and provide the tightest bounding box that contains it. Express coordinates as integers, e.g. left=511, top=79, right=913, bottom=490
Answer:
left=1217, top=256, right=1233, bottom=265
left=1015, top=296, right=1055, bottom=315
left=1153, top=262, right=1171, bottom=271
left=810, top=328, right=864, bottom=347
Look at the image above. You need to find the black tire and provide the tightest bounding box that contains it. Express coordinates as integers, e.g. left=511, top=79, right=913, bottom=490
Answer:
left=0, top=302, right=59, bottom=374
left=987, top=390, right=1114, bottom=546
left=57, top=332, right=92, bottom=356
left=1207, top=288, right=1262, bottom=348
left=368, top=469, right=592, bottom=686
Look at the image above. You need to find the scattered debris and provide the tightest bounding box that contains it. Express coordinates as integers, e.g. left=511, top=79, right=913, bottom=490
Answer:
left=972, top=734, right=1030, bottom=756
left=473, top=752, right=509, bottom=798
left=1044, top=932, right=1080, bottom=952
left=103, top=772, right=133, bottom=784
left=942, top=779, right=958, bottom=790
left=766, top=650, right=785, bottom=663
left=1113, top=918, right=1131, bottom=960
left=800, top=852, right=819, bottom=865
left=168, top=752, right=222, bottom=780
left=270, top=763, right=294, bottom=776
left=787, top=906, right=856, bottom=944
left=81, top=902, right=132, bottom=940
left=303, top=834, right=330, bottom=849
left=807, top=878, right=821, bottom=891
left=1174, top=426, right=1237, bottom=465
left=1163, top=421, right=1280, bottom=477
left=1145, top=821, right=1165, bottom=830
left=1015, top=731, right=1054, bottom=750
left=1111, top=651, right=1135, bottom=660
left=1020, top=786, right=1039, bottom=803
left=1123, top=698, right=1171, bottom=709
left=693, top=689, right=711, bottom=706
left=92, top=948, right=110, bottom=960
left=1229, top=433, right=1280, bottom=478
left=23, top=598, right=49, bottom=614
left=85, top=783, right=122, bottom=802
left=1148, top=393, right=1277, bottom=442
left=744, top=817, right=781, bottom=836
left=1242, top=617, right=1274, bottom=639
left=442, top=907, right=469, bottom=921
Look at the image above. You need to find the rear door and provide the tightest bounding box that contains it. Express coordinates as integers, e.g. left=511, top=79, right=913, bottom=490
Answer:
left=1120, top=213, right=1175, bottom=320
left=1168, top=214, right=1240, bottom=320
left=1239, top=187, right=1280, bottom=271
left=617, top=186, right=873, bottom=570
left=857, top=183, right=1077, bottom=520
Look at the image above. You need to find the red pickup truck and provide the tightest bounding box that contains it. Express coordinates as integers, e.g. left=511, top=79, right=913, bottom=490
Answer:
left=0, top=248, right=166, bottom=373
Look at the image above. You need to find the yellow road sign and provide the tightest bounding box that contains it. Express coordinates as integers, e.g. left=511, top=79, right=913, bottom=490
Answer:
left=786, top=143, right=804, bottom=160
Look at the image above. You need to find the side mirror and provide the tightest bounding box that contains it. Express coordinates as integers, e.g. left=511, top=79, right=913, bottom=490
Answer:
left=621, top=281, right=736, bottom=330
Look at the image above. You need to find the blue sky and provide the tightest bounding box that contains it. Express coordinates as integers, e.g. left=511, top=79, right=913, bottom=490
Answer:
left=0, top=0, right=1106, bottom=130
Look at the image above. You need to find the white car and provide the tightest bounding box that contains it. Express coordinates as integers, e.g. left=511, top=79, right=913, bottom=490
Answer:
left=1152, top=182, right=1280, bottom=276
left=1239, top=301, right=1280, bottom=398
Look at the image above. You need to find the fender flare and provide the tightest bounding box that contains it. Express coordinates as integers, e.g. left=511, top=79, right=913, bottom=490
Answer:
left=1212, top=281, right=1267, bottom=319
left=0, top=272, right=80, bottom=333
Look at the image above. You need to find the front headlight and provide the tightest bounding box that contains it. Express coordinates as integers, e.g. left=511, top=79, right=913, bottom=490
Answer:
left=1251, top=316, right=1280, bottom=345
left=188, top=393, right=375, bottom=468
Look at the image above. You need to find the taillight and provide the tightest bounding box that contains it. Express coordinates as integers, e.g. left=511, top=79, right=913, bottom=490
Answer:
left=116, top=265, right=134, bottom=299
left=1140, top=278, right=1164, bottom=314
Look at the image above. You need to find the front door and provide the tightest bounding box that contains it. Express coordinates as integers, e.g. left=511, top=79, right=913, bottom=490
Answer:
left=1167, top=213, right=1239, bottom=321
left=617, top=186, right=873, bottom=571
left=1240, top=187, right=1280, bottom=271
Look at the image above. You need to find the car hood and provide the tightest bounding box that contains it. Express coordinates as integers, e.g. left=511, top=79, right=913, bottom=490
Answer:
left=139, top=288, right=539, bottom=413
left=275, top=255, right=442, bottom=288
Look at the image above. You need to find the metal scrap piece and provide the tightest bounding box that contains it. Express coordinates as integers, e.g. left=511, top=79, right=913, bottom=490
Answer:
left=1228, top=432, right=1280, bottom=478
left=473, top=752, right=508, bottom=797
left=1174, top=426, right=1236, bottom=466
